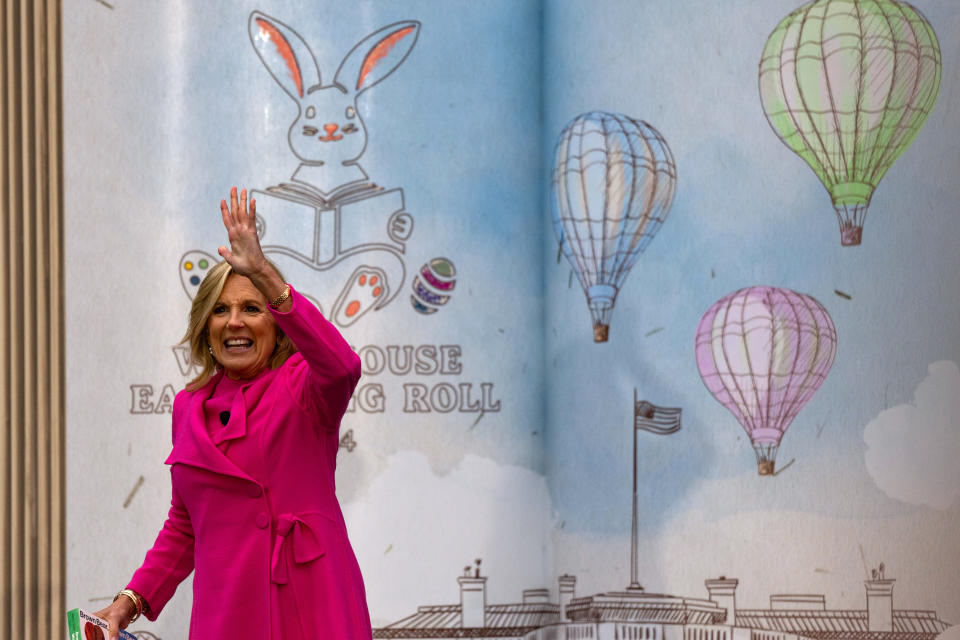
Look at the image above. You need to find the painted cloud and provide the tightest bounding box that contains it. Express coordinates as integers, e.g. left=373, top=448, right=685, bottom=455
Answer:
left=864, top=361, right=960, bottom=509
left=342, top=451, right=554, bottom=626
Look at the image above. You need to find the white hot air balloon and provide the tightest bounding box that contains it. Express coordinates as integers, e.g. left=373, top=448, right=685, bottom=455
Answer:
left=551, top=112, right=676, bottom=342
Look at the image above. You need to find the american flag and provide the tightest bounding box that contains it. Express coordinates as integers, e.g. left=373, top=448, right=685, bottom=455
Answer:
left=634, top=395, right=681, bottom=435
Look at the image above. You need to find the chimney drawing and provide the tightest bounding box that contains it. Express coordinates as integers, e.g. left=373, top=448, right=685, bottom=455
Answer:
left=558, top=574, right=577, bottom=621
left=865, top=567, right=895, bottom=633
left=458, top=559, right=487, bottom=628
left=705, top=576, right=739, bottom=626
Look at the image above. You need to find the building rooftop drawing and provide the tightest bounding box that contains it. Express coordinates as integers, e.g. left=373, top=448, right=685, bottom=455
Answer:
left=374, top=602, right=561, bottom=638
left=736, top=608, right=950, bottom=640
left=565, top=589, right=726, bottom=625
left=373, top=562, right=952, bottom=640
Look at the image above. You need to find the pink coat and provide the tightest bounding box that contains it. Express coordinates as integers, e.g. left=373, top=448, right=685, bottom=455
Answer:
left=127, top=286, right=370, bottom=639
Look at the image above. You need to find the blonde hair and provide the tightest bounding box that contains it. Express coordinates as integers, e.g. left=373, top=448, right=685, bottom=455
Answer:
left=182, top=259, right=297, bottom=390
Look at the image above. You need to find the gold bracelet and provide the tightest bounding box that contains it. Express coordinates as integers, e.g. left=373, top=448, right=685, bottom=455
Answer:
left=114, top=588, right=143, bottom=623
left=269, top=283, right=291, bottom=309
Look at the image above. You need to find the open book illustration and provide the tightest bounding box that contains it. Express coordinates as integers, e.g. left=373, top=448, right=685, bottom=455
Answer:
left=63, top=1, right=959, bottom=639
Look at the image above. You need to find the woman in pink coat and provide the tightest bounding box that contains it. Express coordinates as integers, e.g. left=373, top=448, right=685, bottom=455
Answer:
left=96, top=187, right=370, bottom=639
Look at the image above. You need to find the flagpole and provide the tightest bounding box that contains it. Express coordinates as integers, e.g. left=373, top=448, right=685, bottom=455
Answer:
left=630, top=388, right=641, bottom=590
left=629, top=394, right=680, bottom=591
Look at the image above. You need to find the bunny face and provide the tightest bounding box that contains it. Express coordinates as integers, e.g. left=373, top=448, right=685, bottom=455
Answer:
left=250, top=12, right=420, bottom=190
left=289, top=88, right=367, bottom=166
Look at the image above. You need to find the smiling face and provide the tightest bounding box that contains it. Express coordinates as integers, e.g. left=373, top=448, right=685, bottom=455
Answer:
left=288, top=89, right=367, bottom=165
left=206, top=274, right=278, bottom=380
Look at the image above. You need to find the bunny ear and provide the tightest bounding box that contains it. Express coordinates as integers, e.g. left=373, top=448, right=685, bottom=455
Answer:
left=334, top=21, right=420, bottom=96
left=249, top=11, right=321, bottom=100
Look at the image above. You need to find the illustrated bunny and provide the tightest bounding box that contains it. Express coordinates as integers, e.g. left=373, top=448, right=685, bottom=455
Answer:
left=249, top=11, right=420, bottom=197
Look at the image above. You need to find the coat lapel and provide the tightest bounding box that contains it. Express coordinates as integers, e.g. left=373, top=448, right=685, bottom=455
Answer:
left=164, top=372, right=257, bottom=483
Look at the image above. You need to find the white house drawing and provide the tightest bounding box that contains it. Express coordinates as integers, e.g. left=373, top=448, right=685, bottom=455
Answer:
left=373, top=561, right=950, bottom=640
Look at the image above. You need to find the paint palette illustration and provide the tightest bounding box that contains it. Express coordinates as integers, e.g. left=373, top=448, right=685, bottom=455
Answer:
left=180, top=251, right=219, bottom=300
left=411, top=257, right=456, bottom=314
left=332, top=266, right=389, bottom=327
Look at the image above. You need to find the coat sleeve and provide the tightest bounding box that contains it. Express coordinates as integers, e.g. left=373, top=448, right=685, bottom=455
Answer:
left=269, top=284, right=362, bottom=429
left=125, top=393, right=196, bottom=620
left=125, top=480, right=195, bottom=620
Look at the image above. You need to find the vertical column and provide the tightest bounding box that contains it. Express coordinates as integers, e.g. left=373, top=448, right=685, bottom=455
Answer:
left=48, top=0, right=67, bottom=631
left=1, top=0, right=64, bottom=638
left=1, top=5, right=11, bottom=636
left=5, top=3, right=26, bottom=637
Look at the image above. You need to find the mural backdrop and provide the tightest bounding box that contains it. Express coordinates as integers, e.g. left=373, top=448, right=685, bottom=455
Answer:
left=65, top=1, right=960, bottom=639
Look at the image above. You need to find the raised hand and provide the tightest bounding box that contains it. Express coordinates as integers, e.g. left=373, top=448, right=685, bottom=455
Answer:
left=217, top=186, right=291, bottom=310
left=218, top=186, right=268, bottom=278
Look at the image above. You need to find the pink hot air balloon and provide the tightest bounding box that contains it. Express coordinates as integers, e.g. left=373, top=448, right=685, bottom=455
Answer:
left=695, top=286, right=837, bottom=475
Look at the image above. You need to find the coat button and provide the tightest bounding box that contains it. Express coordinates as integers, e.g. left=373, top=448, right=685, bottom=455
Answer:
left=248, top=485, right=263, bottom=498
left=255, top=513, right=270, bottom=529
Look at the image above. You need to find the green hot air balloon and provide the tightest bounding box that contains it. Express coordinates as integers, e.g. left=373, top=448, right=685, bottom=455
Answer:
left=759, top=0, right=941, bottom=246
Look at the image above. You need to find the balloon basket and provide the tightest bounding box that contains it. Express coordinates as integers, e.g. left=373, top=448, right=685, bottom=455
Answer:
left=840, top=225, right=862, bottom=246
left=593, top=324, right=609, bottom=343
left=757, top=460, right=775, bottom=476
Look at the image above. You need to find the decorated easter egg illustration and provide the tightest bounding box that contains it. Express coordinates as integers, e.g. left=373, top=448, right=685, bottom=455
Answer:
left=411, top=257, right=456, bottom=314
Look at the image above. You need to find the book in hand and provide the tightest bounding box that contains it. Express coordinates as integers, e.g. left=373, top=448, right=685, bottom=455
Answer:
left=66, top=608, right=137, bottom=640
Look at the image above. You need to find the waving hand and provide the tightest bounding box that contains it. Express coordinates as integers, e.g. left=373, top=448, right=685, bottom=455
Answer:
left=217, top=186, right=290, bottom=311
left=218, top=186, right=269, bottom=278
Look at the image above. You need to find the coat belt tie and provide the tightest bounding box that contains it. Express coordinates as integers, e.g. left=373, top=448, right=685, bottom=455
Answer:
left=270, top=514, right=325, bottom=585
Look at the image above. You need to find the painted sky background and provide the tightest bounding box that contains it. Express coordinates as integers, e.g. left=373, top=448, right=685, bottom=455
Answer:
left=543, top=0, right=960, bottom=621
left=544, top=0, right=960, bottom=526
left=63, top=0, right=959, bottom=636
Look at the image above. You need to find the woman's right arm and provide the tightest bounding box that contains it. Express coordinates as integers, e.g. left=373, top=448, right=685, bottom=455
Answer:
left=127, top=480, right=196, bottom=615
left=94, top=481, right=195, bottom=638
left=95, top=481, right=195, bottom=638
left=95, top=393, right=197, bottom=639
